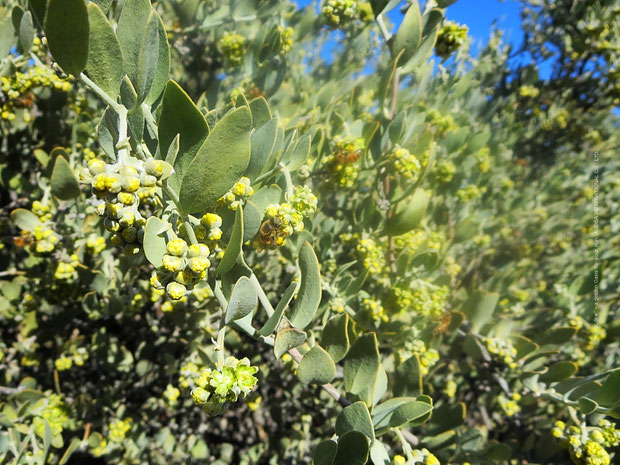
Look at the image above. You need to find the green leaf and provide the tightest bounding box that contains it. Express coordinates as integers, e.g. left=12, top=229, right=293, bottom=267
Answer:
left=393, top=354, right=423, bottom=397
left=384, top=189, right=430, bottom=236
left=321, top=314, right=351, bottom=363
left=29, top=0, right=47, bottom=27
left=45, top=0, right=89, bottom=75
left=286, top=132, right=312, bottom=171
left=10, top=209, right=41, bottom=231
left=116, top=0, right=151, bottom=85
left=225, top=276, right=257, bottom=324
left=463, top=291, right=499, bottom=332
left=274, top=327, right=307, bottom=359
left=289, top=242, right=321, bottom=329
left=158, top=80, right=208, bottom=191
left=145, top=12, right=170, bottom=104
left=136, top=11, right=160, bottom=103
left=245, top=118, right=278, bottom=181
left=143, top=217, right=167, bottom=268
left=335, top=401, right=375, bottom=440
left=333, top=431, right=369, bottom=465
left=372, top=398, right=433, bottom=430
left=344, top=333, right=380, bottom=406
left=484, top=441, right=512, bottom=461
left=18, top=11, right=33, bottom=52
left=249, top=97, right=272, bottom=128
left=85, top=3, right=123, bottom=99
left=577, top=397, right=598, bottom=415
left=540, top=361, right=578, bottom=383
left=179, top=106, right=252, bottom=213
left=392, top=0, right=422, bottom=65
left=259, top=280, right=298, bottom=337
left=298, top=345, right=336, bottom=385
left=538, top=326, right=578, bottom=345
left=251, top=184, right=282, bottom=215
left=216, top=206, right=244, bottom=275
left=0, top=18, right=15, bottom=59
left=591, top=369, right=620, bottom=407
left=50, top=156, right=80, bottom=200
left=312, top=440, right=337, bottom=465
left=369, top=440, right=391, bottom=465
left=243, top=201, right=262, bottom=242
left=58, top=438, right=81, bottom=465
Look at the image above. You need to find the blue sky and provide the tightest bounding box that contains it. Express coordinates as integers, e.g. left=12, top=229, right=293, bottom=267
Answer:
left=295, top=0, right=551, bottom=76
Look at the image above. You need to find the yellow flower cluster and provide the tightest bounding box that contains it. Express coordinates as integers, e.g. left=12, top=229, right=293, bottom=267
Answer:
left=1, top=65, right=70, bottom=121
left=219, top=32, right=246, bottom=67
left=393, top=448, right=440, bottom=464
left=435, top=20, right=468, bottom=58
left=390, top=147, right=421, bottom=179
left=361, top=298, right=388, bottom=323
left=164, top=384, right=181, bottom=405
left=86, top=235, right=107, bottom=254
left=54, top=254, right=80, bottom=281
left=456, top=184, right=486, bottom=203
left=474, top=147, right=491, bottom=173
left=519, top=85, right=540, bottom=98
left=324, top=136, right=365, bottom=188
left=584, top=325, right=606, bottom=350
left=497, top=392, right=521, bottom=417
left=278, top=26, right=294, bottom=54
left=425, top=109, right=455, bottom=137
left=109, top=419, right=132, bottom=443
left=340, top=233, right=385, bottom=274
left=217, top=177, right=254, bottom=210
left=393, top=280, right=449, bottom=318
left=552, top=420, right=618, bottom=465
left=32, top=201, right=52, bottom=221
left=33, top=394, right=69, bottom=437
left=83, top=158, right=166, bottom=254
left=256, top=186, right=317, bottom=248
left=406, top=340, right=440, bottom=375
left=433, top=160, right=456, bottom=183
left=151, top=239, right=213, bottom=300
left=322, top=0, right=358, bottom=28
left=54, top=347, right=89, bottom=371
left=30, top=225, right=61, bottom=254
left=484, top=337, right=518, bottom=369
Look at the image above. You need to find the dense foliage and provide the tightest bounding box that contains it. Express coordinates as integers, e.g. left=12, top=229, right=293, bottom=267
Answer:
left=0, top=0, right=618, bottom=464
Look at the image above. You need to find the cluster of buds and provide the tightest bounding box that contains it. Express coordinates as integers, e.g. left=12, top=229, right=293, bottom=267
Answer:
left=389, top=147, right=421, bottom=180
left=32, top=394, right=69, bottom=437
left=456, top=184, right=486, bottom=203
left=519, top=85, right=540, bottom=99
left=361, top=298, right=388, bottom=323
left=484, top=337, right=518, bottom=369
left=278, top=26, right=294, bottom=55
left=217, top=177, right=254, bottom=210
left=54, top=254, right=80, bottom=281
left=435, top=20, right=468, bottom=58
left=218, top=32, right=246, bottom=67
left=584, top=325, right=606, bottom=350
left=82, top=158, right=166, bottom=254
left=194, top=212, right=224, bottom=243
left=1, top=63, right=71, bottom=121
left=552, top=419, right=618, bottom=465
left=474, top=147, right=491, bottom=173
left=392, top=448, right=440, bottom=465
left=31, top=201, right=52, bottom=221
left=54, top=347, right=89, bottom=371
left=497, top=392, right=521, bottom=417
left=86, top=235, right=107, bottom=254
left=27, top=225, right=61, bottom=254
left=324, top=136, right=365, bottom=188
left=151, top=239, right=212, bottom=300
left=393, top=280, right=449, bottom=318
left=322, top=0, right=358, bottom=28
left=256, top=186, right=317, bottom=248
left=109, top=419, right=132, bottom=443
left=340, top=233, right=385, bottom=274
left=191, top=357, right=259, bottom=416
left=405, top=340, right=440, bottom=376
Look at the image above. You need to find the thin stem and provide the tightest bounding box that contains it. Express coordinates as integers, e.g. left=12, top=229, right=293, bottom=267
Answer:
left=214, top=282, right=228, bottom=371
left=280, top=163, right=294, bottom=198
left=79, top=73, right=122, bottom=112
left=376, top=15, right=392, bottom=42
left=395, top=427, right=415, bottom=459
left=254, top=165, right=282, bottom=184
left=250, top=274, right=274, bottom=317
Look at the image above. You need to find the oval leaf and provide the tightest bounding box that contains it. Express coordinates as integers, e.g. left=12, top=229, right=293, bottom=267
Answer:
left=51, top=156, right=80, bottom=200
left=45, top=0, right=89, bottom=75
left=179, top=106, right=252, bottom=213
left=392, top=0, right=422, bottom=65
left=289, top=241, right=321, bottom=329
left=143, top=217, right=167, bottom=268
left=335, top=401, right=375, bottom=440
left=298, top=345, right=336, bottom=385
left=274, top=327, right=307, bottom=359
left=344, top=333, right=380, bottom=406
left=225, top=276, right=257, bottom=324
left=215, top=206, right=244, bottom=275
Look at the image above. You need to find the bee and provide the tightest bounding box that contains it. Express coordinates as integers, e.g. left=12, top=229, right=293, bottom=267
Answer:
left=336, top=149, right=360, bottom=164
left=259, top=217, right=283, bottom=246
left=13, top=231, right=34, bottom=248
left=433, top=312, right=452, bottom=335
left=14, top=92, right=35, bottom=108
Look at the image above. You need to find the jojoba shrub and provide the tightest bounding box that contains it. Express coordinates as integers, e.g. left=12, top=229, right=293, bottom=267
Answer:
left=0, top=0, right=618, bottom=464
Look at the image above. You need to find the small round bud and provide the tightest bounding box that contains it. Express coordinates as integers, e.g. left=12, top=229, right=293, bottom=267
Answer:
left=188, top=243, right=210, bottom=258
left=104, top=218, right=120, bottom=232
left=117, top=192, right=137, bottom=206
left=140, top=173, right=157, bottom=187
left=121, top=227, right=137, bottom=243
left=120, top=165, right=138, bottom=177
left=144, top=159, right=164, bottom=177
left=188, top=256, right=211, bottom=274
left=105, top=203, right=123, bottom=219
left=88, top=159, right=106, bottom=176
left=162, top=254, right=184, bottom=272
left=118, top=211, right=135, bottom=228
left=167, top=238, right=188, bottom=256
left=122, top=176, right=141, bottom=193
left=201, top=213, right=222, bottom=228
left=208, top=228, right=222, bottom=241
left=166, top=282, right=186, bottom=300
left=110, top=233, right=124, bottom=247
